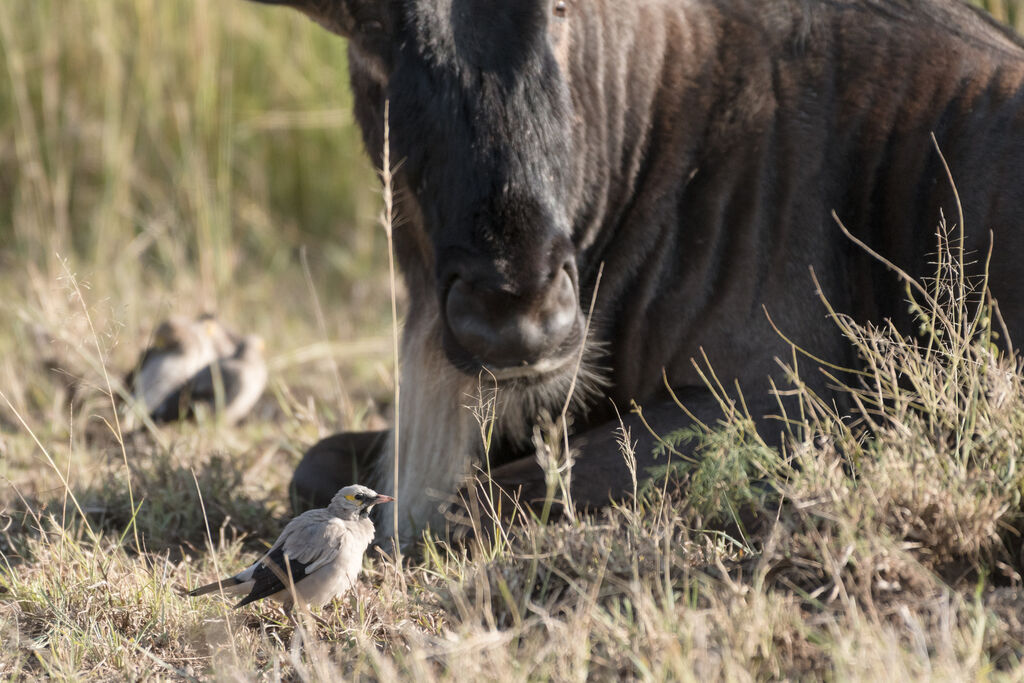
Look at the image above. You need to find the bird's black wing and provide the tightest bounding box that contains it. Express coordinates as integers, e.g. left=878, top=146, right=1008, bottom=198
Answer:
left=234, top=545, right=310, bottom=608
left=124, top=346, right=160, bottom=396
left=150, top=362, right=238, bottom=422
left=149, top=381, right=196, bottom=422
left=148, top=365, right=214, bottom=422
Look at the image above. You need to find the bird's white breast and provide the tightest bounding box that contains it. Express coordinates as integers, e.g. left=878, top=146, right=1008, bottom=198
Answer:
left=292, top=516, right=375, bottom=607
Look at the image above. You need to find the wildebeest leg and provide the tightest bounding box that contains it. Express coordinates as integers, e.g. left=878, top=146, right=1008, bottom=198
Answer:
left=485, top=394, right=780, bottom=515
left=290, top=430, right=388, bottom=512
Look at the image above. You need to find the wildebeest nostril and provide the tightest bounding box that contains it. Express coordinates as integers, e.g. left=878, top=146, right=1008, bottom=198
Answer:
left=445, top=266, right=579, bottom=369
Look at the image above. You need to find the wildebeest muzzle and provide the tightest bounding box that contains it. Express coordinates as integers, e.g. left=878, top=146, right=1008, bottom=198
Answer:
left=442, top=249, right=583, bottom=378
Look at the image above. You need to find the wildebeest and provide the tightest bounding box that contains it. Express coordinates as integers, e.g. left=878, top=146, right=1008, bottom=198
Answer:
left=247, top=0, right=1024, bottom=544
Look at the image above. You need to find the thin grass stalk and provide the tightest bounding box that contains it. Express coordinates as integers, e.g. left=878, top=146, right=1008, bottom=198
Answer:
left=190, top=468, right=239, bottom=663
left=555, top=261, right=604, bottom=521
left=57, top=257, right=140, bottom=554
left=380, top=100, right=402, bottom=559
left=300, top=245, right=351, bottom=424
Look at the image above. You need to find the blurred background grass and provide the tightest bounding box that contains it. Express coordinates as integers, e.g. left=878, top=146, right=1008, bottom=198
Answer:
left=0, top=0, right=404, bottom=504
left=0, top=0, right=399, bottom=451
left=0, top=0, right=380, bottom=278
left=981, top=0, right=1024, bottom=27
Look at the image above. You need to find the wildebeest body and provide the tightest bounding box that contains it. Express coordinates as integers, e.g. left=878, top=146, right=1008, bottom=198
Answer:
left=249, top=0, right=1024, bottom=543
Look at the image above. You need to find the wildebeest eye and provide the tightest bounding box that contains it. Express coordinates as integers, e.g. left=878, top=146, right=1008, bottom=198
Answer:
left=553, top=1, right=567, bottom=19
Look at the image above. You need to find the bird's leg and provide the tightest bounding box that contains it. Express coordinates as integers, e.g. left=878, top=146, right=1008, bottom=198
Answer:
left=309, top=611, right=330, bottom=630
left=285, top=604, right=321, bottom=655
left=286, top=602, right=330, bottom=635
left=287, top=621, right=304, bottom=656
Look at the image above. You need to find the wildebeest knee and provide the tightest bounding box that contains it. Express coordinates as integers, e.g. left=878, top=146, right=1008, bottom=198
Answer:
left=290, top=430, right=388, bottom=513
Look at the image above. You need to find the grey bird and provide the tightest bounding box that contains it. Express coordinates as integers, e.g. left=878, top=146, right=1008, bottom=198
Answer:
left=126, top=315, right=236, bottom=424
left=188, top=485, right=394, bottom=608
left=151, top=334, right=267, bottom=425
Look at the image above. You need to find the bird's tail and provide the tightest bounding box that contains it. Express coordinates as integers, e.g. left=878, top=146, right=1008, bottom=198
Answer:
left=187, top=577, right=243, bottom=598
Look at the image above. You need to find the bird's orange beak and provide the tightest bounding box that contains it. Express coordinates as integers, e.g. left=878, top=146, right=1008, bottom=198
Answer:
left=374, top=494, right=395, bottom=504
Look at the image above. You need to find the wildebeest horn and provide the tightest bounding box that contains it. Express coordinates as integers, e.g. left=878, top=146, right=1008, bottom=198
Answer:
left=244, top=0, right=363, bottom=38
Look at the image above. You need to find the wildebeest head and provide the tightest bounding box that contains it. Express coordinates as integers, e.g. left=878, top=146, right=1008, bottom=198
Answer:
left=252, top=0, right=585, bottom=380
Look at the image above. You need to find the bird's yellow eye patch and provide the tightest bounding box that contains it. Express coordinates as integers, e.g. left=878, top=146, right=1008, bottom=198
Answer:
left=345, top=494, right=357, bottom=502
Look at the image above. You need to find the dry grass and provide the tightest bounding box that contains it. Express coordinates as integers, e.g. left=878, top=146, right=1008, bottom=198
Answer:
left=2, top=0, right=1024, bottom=680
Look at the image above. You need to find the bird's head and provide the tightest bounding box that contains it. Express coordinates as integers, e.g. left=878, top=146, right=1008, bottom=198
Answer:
left=237, top=335, right=266, bottom=361
left=328, top=484, right=395, bottom=519
left=151, top=316, right=191, bottom=351
left=195, top=313, right=240, bottom=358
